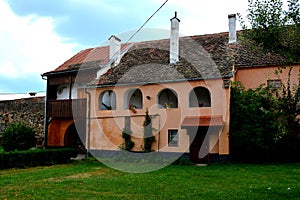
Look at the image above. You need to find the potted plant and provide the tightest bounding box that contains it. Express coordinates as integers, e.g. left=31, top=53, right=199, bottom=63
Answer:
left=129, top=104, right=137, bottom=113
left=165, top=103, right=172, bottom=109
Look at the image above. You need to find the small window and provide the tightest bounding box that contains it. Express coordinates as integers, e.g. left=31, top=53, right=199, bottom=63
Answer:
left=99, top=90, right=116, bottom=110
left=168, top=130, right=178, bottom=147
left=267, top=80, right=281, bottom=90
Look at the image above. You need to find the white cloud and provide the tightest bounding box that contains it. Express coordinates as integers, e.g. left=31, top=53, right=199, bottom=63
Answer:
left=150, top=0, right=249, bottom=36
left=0, top=0, right=78, bottom=79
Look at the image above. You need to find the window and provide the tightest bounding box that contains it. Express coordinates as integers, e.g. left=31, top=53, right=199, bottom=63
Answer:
left=158, top=89, right=178, bottom=109
left=98, top=90, right=116, bottom=110
left=125, top=89, right=143, bottom=109
left=168, top=130, right=178, bottom=146
left=267, top=80, right=281, bottom=90
left=189, top=87, right=211, bottom=107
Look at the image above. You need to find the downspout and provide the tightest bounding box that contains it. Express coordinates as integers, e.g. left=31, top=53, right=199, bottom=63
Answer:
left=157, top=114, right=161, bottom=152
left=84, top=87, right=91, bottom=157
left=41, top=74, right=49, bottom=148
left=41, top=75, right=48, bottom=148
left=69, top=76, right=73, bottom=100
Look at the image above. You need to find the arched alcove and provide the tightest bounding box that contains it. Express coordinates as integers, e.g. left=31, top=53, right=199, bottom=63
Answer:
left=98, top=90, right=116, bottom=110
left=158, top=88, right=178, bottom=109
left=189, top=87, right=211, bottom=107
left=124, top=88, right=143, bottom=109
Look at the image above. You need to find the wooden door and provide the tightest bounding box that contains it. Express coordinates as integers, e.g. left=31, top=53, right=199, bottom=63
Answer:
left=189, top=127, right=209, bottom=164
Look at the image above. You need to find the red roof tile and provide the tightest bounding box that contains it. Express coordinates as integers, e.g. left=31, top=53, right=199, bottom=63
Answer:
left=51, top=44, right=131, bottom=73
left=181, top=116, right=224, bottom=127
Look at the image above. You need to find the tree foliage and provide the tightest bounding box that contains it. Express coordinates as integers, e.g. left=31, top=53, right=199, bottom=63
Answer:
left=230, top=71, right=300, bottom=162
left=239, top=0, right=300, bottom=62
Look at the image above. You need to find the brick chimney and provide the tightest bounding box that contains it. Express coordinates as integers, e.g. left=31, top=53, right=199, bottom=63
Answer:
left=170, top=12, right=180, bottom=64
left=228, top=14, right=237, bottom=44
left=109, top=35, right=121, bottom=63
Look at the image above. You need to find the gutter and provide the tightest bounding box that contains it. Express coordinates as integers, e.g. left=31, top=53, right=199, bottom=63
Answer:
left=86, top=74, right=233, bottom=89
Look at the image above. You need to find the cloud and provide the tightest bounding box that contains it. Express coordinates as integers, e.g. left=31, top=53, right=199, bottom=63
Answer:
left=0, top=0, right=77, bottom=81
left=149, top=0, right=249, bottom=36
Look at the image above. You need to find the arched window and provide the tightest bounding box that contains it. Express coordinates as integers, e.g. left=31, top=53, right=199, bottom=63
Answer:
left=189, top=87, right=211, bottom=107
left=125, top=89, right=143, bottom=109
left=98, top=90, right=116, bottom=110
left=158, top=88, right=178, bottom=109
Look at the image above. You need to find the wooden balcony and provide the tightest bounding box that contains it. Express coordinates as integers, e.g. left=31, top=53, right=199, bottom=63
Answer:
left=46, top=99, right=87, bottom=118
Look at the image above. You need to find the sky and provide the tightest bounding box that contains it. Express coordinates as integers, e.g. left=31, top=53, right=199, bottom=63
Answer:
left=0, top=0, right=251, bottom=100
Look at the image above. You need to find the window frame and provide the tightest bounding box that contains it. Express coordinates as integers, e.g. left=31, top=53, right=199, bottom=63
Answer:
left=168, top=129, right=179, bottom=147
left=267, top=79, right=282, bottom=90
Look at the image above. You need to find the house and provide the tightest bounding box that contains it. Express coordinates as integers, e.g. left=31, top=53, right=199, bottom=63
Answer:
left=42, top=13, right=299, bottom=164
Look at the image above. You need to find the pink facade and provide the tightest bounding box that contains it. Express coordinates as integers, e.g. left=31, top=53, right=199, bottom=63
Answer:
left=79, top=78, right=230, bottom=162
left=235, top=65, right=300, bottom=89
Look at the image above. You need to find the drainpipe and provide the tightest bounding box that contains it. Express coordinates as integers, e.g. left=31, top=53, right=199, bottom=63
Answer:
left=157, top=114, right=161, bottom=152
left=84, top=87, right=91, bottom=157
left=41, top=75, right=48, bottom=148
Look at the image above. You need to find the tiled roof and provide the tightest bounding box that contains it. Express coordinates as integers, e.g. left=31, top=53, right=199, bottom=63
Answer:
left=93, top=32, right=286, bottom=86
left=46, top=44, right=130, bottom=74
left=181, top=116, right=224, bottom=127
left=44, top=31, right=287, bottom=85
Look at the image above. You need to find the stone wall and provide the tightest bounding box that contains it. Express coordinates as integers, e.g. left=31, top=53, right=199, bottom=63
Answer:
left=0, top=97, right=45, bottom=145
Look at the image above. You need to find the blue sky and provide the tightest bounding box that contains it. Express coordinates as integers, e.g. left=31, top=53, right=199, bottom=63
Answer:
left=0, top=0, right=251, bottom=99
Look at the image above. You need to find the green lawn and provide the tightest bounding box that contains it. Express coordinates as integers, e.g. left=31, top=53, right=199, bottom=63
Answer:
left=0, top=159, right=299, bottom=199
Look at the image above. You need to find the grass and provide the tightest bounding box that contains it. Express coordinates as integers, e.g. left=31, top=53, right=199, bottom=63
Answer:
left=0, top=159, right=299, bottom=200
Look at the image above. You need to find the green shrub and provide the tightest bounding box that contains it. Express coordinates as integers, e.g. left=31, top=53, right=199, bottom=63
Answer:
left=2, top=122, right=37, bottom=152
left=121, top=129, right=134, bottom=151
left=230, top=81, right=300, bottom=163
left=0, top=148, right=78, bottom=169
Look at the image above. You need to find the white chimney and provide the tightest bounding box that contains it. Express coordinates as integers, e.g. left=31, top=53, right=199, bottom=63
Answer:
left=170, top=12, right=180, bottom=64
left=228, top=14, right=237, bottom=44
left=109, top=35, right=121, bottom=63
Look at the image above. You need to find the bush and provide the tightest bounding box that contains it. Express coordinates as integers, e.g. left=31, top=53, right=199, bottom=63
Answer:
left=120, top=129, right=135, bottom=151
left=0, top=148, right=78, bottom=169
left=230, top=81, right=300, bottom=163
left=2, top=122, right=37, bottom=152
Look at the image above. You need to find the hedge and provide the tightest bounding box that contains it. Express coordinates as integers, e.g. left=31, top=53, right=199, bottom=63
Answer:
left=0, top=148, right=78, bottom=169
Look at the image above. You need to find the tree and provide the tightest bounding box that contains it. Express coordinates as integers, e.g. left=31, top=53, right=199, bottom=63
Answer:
left=239, top=0, right=300, bottom=62
left=230, top=75, right=300, bottom=162
left=230, top=83, right=280, bottom=162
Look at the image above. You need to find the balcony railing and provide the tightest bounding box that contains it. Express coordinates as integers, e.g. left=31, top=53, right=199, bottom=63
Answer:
left=47, top=99, right=86, bottom=118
